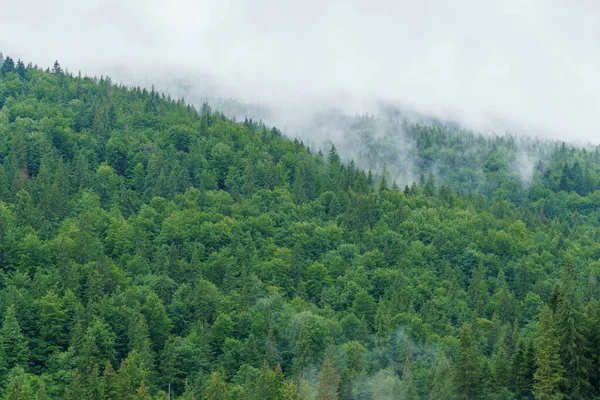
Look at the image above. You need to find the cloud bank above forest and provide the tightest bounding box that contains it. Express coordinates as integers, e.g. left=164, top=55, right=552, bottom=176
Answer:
left=1, top=0, right=600, bottom=142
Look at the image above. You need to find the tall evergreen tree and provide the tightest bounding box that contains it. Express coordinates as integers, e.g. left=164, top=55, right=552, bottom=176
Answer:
left=315, top=358, right=339, bottom=400
left=491, top=329, right=512, bottom=392
left=555, top=263, right=592, bottom=398
left=204, top=372, right=228, bottom=400
left=533, top=305, right=564, bottom=400
left=453, top=323, right=484, bottom=400
left=0, top=305, right=29, bottom=370
left=429, top=356, right=456, bottom=400
left=511, top=338, right=534, bottom=399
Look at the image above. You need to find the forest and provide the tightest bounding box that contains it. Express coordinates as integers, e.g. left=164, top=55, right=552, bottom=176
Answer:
left=0, top=54, right=599, bottom=399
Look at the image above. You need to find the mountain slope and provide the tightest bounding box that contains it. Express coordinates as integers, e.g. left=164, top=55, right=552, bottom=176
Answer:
left=0, top=56, right=599, bottom=399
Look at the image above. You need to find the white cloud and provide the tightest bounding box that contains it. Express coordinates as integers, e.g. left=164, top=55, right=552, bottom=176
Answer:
left=2, top=0, right=600, bottom=142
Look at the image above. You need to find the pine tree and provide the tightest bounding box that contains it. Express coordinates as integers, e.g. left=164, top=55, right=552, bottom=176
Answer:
left=35, top=380, right=50, bottom=400
left=429, top=356, right=456, bottom=400
left=400, top=361, right=419, bottom=400
left=279, top=380, right=299, bottom=400
left=128, top=315, right=154, bottom=372
left=328, top=145, right=341, bottom=168
left=424, top=173, right=436, bottom=196
left=86, top=364, right=103, bottom=400
left=367, top=169, right=374, bottom=188
left=533, top=305, right=564, bottom=400
left=133, top=382, right=152, bottom=400
left=315, top=358, right=339, bottom=400
left=51, top=60, right=62, bottom=74
left=555, top=262, right=592, bottom=398
left=64, top=370, right=86, bottom=400
left=491, top=330, right=512, bottom=392
left=1, top=305, right=29, bottom=369
left=101, top=361, right=119, bottom=400
left=5, top=368, right=32, bottom=400
left=511, top=338, right=534, bottom=399
left=468, top=263, right=489, bottom=316
left=204, top=372, right=228, bottom=400
left=0, top=56, right=14, bottom=76
left=179, top=378, right=195, bottom=400
left=453, top=323, right=484, bottom=400
left=585, top=300, right=600, bottom=397
left=379, top=175, right=388, bottom=192
left=255, top=360, right=280, bottom=400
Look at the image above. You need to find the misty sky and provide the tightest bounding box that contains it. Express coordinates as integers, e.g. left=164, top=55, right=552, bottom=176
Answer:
left=1, top=0, right=600, bottom=142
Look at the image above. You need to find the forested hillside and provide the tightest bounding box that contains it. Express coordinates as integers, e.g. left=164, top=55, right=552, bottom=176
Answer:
left=0, top=55, right=599, bottom=400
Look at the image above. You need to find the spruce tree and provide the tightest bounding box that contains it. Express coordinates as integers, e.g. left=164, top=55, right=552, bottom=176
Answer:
left=179, top=378, right=195, bottom=400
left=133, top=382, right=152, bottom=400
left=533, top=305, right=564, bottom=400
left=400, top=361, right=419, bottom=400
left=255, top=361, right=280, bottom=400
left=379, top=175, right=388, bottom=192
left=428, top=356, right=456, bottom=400
left=555, top=263, right=592, bottom=398
left=315, top=357, right=339, bottom=400
left=585, top=300, right=600, bottom=397
left=204, top=372, right=228, bottom=400
left=5, top=367, right=32, bottom=400
left=1, top=305, right=29, bottom=369
left=64, top=371, right=86, bottom=400
left=491, top=330, right=512, bottom=392
left=101, top=361, right=119, bottom=400
left=511, top=338, right=534, bottom=399
left=453, top=323, right=484, bottom=400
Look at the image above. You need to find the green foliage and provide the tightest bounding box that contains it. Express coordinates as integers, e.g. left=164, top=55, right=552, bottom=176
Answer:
left=315, top=358, right=339, bottom=400
left=0, top=56, right=598, bottom=399
left=533, top=306, right=564, bottom=400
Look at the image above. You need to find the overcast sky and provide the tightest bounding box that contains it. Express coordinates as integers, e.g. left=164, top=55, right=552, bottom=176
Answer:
left=1, top=0, right=600, bottom=142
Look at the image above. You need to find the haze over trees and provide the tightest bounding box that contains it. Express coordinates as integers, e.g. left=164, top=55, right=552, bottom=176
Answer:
left=0, top=55, right=599, bottom=399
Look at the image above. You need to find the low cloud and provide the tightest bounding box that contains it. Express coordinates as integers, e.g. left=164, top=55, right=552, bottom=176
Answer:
left=2, top=0, right=600, bottom=142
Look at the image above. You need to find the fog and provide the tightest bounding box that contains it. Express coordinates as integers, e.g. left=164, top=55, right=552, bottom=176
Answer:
left=1, top=0, right=600, bottom=143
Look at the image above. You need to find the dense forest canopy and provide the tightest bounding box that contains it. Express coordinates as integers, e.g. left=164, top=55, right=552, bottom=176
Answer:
left=0, top=55, right=599, bottom=399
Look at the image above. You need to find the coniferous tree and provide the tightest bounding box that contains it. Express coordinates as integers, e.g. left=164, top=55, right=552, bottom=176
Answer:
left=511, top=338, right=534, bottom=399
left=555, top=263, right=592, bottom=399
left=64, top=371, right=86, bottom=400
left=533, top=305, right=564, bottom=400
left=491, top=330, right=512, bottom=392
left=255, top=361, right=280, bottom=400
left=5, top=368, right=32, bottom=400
left=429, top=356, right=456, bottom=400
left=315, top=357, right=339, bottom=400
left=1, top=305, right=29, bottom=370
left=101, top=361, right=119, bottom=400
left=0, top=56, right=14, bottom=76
left=453, top=323, right=484, bottom=400
left=179, top=378, right=195, bottom=400
left=585, top=301, right=600, bottom=397
left=204, top=372, right=228, bottom=400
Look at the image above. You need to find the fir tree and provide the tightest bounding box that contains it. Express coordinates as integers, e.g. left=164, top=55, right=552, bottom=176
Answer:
left=64, top=370, right=86, bottom=400
left=179, top=378, right=195, bottom=400
left=453, top=323, right=484, bottom=400
left=204, top=372, right=228, bottom=400
left=491, top=330, right=512, bottom=392
left=533, top=305, right=564, bottom=400
left=511, top=338, right=534, bottom=399
left=255, top=361, right=281, bottom=400
left=429, top=356, right=456, bottom=400
left=0, top=305, right=29, bottom=369
left=555, top=262, right=592, bottom=398
left=315, top=358, right=339, bottom=400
